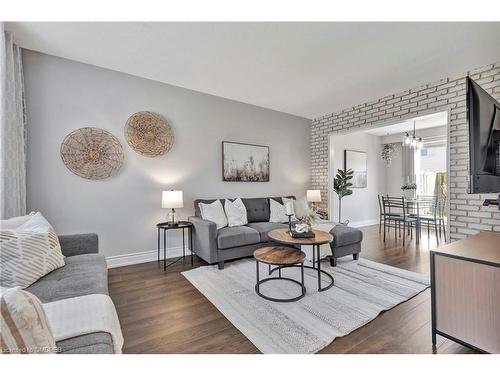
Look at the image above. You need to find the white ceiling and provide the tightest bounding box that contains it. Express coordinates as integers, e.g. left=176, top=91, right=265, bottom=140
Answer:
left=6, top=22, right=500, bottom=119
left=365, top=111, right=448, bottom=136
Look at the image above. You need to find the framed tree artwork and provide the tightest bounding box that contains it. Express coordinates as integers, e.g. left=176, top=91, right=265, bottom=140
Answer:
left=222, top=141, right=269, bottom=182
left=344, top=150, right=367, bottom=188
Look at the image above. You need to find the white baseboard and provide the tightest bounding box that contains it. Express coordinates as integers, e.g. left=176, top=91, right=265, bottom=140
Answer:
left=106, top=246, right=189, bottom=269
left=348, top=219, right=379, bottom=228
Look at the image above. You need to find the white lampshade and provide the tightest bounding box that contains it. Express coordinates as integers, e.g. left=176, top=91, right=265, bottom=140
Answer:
left=162, top=190, right=184, bottom=209
left=306, top=190, right=322, bottom=203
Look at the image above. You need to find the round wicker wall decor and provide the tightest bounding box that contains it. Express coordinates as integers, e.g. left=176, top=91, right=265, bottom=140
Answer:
left=124, top=111, right=174, bottom=157
left=60, top=127, right=124, bottom=180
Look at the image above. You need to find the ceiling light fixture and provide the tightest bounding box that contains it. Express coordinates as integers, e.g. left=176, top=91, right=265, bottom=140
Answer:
left=402, top=120, right=424, bottom=150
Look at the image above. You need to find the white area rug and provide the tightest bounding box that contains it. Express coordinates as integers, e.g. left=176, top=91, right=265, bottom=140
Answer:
left=182, top=257, right=429, bottom=354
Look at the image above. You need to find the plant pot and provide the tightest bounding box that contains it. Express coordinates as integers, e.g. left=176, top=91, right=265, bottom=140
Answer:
left=403, top=189, right=416, bottom=200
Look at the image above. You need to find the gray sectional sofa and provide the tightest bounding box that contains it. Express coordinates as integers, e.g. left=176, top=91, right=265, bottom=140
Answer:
left=189, top=197, right=295, bottom=269
left=25, top=233, right=114, bottom=354
left=189, top=196, right=363, bottom=269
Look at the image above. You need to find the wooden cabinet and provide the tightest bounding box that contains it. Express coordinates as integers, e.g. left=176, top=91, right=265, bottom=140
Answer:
left=430, top=231, right=500, bottom=353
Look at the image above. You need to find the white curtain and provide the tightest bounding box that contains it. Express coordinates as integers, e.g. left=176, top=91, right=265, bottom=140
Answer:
left=0, top=26, right=27, bottom=219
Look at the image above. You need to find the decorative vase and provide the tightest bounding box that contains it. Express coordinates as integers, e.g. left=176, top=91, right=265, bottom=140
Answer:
left=403, top=189, right=416, bottom=200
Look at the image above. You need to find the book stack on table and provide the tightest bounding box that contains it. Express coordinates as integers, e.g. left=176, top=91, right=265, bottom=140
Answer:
left=289, top=230, right=315, bottom=238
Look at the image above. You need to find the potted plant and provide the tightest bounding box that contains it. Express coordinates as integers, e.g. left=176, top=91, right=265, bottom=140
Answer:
left=333, top=168, right=354, bottom=223
left=401, top=183, right=417, bottom=199
left=381, top=144, right=397, bottom=167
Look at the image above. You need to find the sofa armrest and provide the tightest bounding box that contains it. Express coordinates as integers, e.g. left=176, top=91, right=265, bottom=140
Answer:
left=58, top=233, right=98, bottom=257
left=188, top=216, right=218, bottom=264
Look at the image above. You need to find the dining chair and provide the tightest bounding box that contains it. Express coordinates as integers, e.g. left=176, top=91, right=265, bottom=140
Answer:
left=382, top=196, right=418, bottom=246
left=412, top=195, right=440, bottom=245
left=377, top=194, right=388, bottom=234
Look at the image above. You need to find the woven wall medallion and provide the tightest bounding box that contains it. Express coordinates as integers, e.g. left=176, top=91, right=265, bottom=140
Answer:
left=124, top=111, right=174, bottom=157
left=60, top=127, right=124, bottom=180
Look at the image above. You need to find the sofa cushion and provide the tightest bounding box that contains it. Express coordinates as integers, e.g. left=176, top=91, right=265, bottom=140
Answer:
left=330, top=225, right=363, bottom=247
left=241, top=198, right=270, bottom=222
left=217, top=226, right=260, bottom=249
left=247, top=222, right=288, bottom=242
left=25, top=254, right=108, bottom=303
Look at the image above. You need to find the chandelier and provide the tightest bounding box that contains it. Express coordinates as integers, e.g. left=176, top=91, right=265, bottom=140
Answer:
left=402, top=120, right=423, bottom=149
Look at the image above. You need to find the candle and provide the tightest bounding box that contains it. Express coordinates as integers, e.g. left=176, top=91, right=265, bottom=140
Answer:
left=285, top=201, right=294, bottom=216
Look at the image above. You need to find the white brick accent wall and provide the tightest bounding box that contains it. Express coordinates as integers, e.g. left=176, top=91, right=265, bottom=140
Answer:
left=311, top=62, right=500, bottom=241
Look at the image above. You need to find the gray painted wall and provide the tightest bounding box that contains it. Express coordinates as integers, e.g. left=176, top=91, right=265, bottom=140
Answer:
left=329, top=132, right=385, bottom=226
left=22, top=50, right=311, bottom=261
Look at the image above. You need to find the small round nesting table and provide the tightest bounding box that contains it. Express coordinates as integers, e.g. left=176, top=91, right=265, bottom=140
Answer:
left=254, top=246, right=306, bottom=303
left=267, top=228, right=334, bottom=292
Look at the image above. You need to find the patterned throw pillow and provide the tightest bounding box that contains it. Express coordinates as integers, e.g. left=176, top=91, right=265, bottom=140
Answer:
left=0, top=212, right=65, bottom=288
left=224, top=198, right=248, bottom=227
left=1, top=288, right=58, bottom=354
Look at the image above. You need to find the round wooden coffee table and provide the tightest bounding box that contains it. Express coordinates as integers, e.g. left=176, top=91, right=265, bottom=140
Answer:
left=267, top=228, right=334, bottom=292
left=254, top=246, right=306, bottom=303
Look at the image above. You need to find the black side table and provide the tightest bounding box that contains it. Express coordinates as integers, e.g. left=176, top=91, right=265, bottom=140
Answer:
left=157, top=221, right=194, bottom=271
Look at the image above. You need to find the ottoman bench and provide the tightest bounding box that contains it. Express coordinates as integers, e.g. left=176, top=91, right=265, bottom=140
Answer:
left=328, top=225, right=363, bottom=266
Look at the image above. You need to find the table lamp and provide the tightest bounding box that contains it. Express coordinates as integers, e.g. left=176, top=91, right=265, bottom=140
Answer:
left=162, top=190, right=183, bottom=226
left=306, top=189, right=322, bottom=211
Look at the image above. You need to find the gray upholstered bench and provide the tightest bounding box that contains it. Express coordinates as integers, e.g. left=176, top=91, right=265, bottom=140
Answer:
left=328, top=225, right=363, bottom=267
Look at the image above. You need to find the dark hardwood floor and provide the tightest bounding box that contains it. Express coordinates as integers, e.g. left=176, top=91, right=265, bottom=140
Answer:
left=108, top=224, right=475, bottom=354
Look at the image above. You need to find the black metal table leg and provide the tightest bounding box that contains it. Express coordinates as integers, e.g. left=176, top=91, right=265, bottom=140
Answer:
left=157, top=227, right=160, bottom=264
left=190, top=227, right=194, bottom=265
left=316, top=244, right=321, bottom=291
left=182, top=227, right=186, bottom=260
left=301, top=262, right=305, bottom=290
left=269, top=247, right=334, bottom=292
left=256, top=260, right=260, bottom=293
left=163, top=229, right=167, bottom=271
left=255, top=260, right=306, bottom=303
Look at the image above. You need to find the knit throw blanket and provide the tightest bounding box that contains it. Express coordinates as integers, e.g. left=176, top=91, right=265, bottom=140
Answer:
left=43, top=294, right=123, bottom=354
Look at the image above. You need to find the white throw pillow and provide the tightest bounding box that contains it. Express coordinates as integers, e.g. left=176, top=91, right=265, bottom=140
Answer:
left=269, top=199, right=296, bottom=223
left=198, top=200, right=228, bottom=230
left=0, top=212, right=65, bottom=288
left=284, top=196, right=309, bottom=220
left=0, top=287, right=57, bottom=354
left=0, top=212, right=35, bottom=230
left=224, top=198, right=248, bottom=227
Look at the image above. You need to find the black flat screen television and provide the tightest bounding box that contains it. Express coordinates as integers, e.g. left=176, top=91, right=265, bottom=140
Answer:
left=467, top=77, right=500, bottom=193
